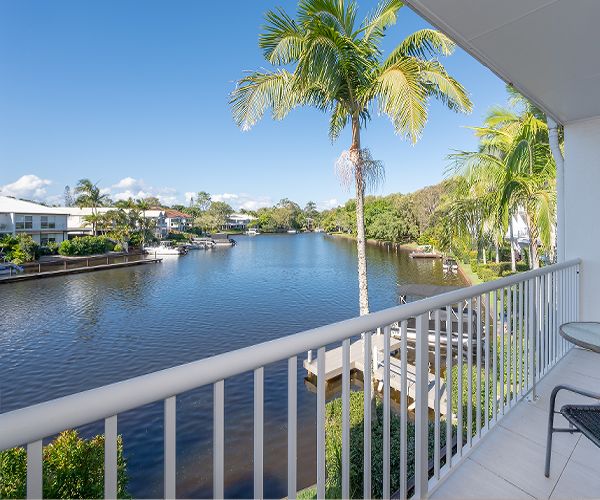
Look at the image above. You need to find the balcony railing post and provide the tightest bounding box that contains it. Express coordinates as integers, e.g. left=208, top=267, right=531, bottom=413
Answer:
left=528, top=278, right=537, bottom=401
left=414, top=313, right=429, bottom=499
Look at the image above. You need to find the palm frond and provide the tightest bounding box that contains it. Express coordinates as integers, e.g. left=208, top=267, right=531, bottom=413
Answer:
left=395, top=29, right=455, bottom=59
left=260, top=8, right=304, bottom=65
left=375, top=56, right=427, bottom=143
left=360, top=0, right=403, bottom=42
left=419, top=60, right=472, bottom=114
left=229, top=70, right=300, bottom=131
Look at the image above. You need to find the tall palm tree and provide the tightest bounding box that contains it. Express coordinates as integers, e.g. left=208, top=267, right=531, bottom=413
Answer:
left=230, top=0, right=472, bottom=315
left=74, top=179, right=111, bottom=236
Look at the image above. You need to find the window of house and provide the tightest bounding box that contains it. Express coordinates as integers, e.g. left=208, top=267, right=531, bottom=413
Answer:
left=40, top=236, right=57, bottom=245
left=15, top=215, right=33, bottom=230
left=41, top=216, right=56, bottom=229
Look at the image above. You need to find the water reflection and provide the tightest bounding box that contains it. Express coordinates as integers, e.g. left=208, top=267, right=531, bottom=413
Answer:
left=0, top=234, right=465, bottom=498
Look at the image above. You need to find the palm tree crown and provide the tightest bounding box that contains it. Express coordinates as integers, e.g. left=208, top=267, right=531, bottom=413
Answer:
left=231, top=0, right=472, bottom=313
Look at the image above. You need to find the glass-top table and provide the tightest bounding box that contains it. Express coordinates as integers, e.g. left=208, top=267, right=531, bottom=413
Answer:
left=560, top=322, right=600, bottom=353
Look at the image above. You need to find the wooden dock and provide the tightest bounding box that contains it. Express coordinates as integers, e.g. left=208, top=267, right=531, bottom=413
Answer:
left=0, top=258, right=162, bottom=284
left=303, top=335, right=448, bottom=413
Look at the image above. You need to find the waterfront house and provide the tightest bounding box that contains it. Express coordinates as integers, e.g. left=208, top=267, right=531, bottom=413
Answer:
left=164, top=209, right=193, bottom=233
left=64, top=206, right=168, bottom=239
left=0, top=196, right=70, bottom=245
left=225, top=212, right=257, bottom=231
left=2, top=2, right=600, bottom=499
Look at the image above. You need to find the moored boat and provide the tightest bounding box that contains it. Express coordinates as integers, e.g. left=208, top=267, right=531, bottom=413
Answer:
left=443, top=257, right=459, bottom=273
left=409, top=244, right=442, bottom=259
left=143, top=241, right=187, bottom=256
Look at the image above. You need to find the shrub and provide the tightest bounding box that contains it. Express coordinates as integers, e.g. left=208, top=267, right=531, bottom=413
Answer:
left=114, top=243, right=124, bottom=252
left=299, top=391, right=447, bottom=499
left=59, top=236, right=115, bottom=256
left=451, top=334, right=527, bottom=438
left=0, top=234, right=39, bottom=264
left=0, top=430, right=129, bottom=499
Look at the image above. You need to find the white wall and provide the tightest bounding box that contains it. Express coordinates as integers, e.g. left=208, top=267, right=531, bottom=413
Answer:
left=564, top=116, right=600, bottom=320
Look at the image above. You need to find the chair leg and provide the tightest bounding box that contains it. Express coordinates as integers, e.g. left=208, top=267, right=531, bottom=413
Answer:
left=545, top=412, right=554, bottom=477
left=545, top=386, right=561, bottom=477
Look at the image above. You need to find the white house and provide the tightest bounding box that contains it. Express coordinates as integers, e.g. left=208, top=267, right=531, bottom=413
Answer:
left=64, top=206, right=167, bottom=239
left=163, top=209, right=193, bottom=233
left=225, top=212, right=257, bottom=230
left=0, top=196, right=70, bottom=245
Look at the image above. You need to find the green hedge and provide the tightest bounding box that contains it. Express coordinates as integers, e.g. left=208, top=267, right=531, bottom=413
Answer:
left=58, top=236, right=115, bottom=256
left=0, top=430, right=129, bottom=499
left=300, top=391, right=447, bottom=499
left=450, top=334, right=527, bottom=437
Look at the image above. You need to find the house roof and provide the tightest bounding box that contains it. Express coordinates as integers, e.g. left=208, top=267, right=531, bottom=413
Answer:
left=164, top=209, right=192, bottom=219
left=403, top=0, right=600, bottom=124
left=0, top=196, right=70, bottom=215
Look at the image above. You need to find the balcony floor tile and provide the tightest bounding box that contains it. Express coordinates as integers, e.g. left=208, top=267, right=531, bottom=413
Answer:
left=432, top=348, right=600, bottom=500
left=429, top=458, right=535, bottom=500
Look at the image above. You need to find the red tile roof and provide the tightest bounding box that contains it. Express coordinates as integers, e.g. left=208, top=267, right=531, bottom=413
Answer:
left=164, top=209, right=192, bottom=219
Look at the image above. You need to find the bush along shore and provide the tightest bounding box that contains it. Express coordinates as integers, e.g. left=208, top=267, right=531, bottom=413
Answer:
left=0, top=431, right=130, bottom=499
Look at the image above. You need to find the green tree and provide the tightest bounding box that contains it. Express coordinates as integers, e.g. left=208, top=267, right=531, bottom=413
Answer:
left=195, top=191, right=212, bottom=212
left=449, top=94, right=555, bottom=269
left=74, top=179, right=111, bottom=236
left=231, top=0, right=471, bottom=314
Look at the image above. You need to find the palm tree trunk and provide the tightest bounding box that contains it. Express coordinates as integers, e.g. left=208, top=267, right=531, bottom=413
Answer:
left=351, top=117, right=369, bottom=316
left=524, top=211, right=539, bottom=269
left=509, top=218, right=516, bottom=272
left=495, top=242, right=500, bottom=264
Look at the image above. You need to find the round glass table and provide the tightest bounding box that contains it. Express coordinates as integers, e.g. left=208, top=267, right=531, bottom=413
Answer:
left=560, top=322, right=600, bottom=353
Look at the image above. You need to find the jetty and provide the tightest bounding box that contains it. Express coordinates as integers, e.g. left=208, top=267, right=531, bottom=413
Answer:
left=303, top=334, right=449, bottom=414
left=0, top=257, right=161, bottom=284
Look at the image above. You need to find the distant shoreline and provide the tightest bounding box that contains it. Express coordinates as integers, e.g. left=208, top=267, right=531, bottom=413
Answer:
left=326, top=232, right=475, bottom=286
left=325, top=232, right=421, bottom=251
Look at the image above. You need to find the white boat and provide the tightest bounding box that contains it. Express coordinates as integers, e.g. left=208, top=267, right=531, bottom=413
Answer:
left=0, top=263, right=24, bottom=276
left=143, top=241, right=187, bottom=256
left=443, top=258, right=459, bottom=273
left=190, top=237, right=215, bottom=249
left=245, top=228, right=260, bottom=236
left=287, top=229, right=298, bottom=234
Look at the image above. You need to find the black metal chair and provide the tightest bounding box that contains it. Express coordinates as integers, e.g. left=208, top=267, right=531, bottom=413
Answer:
left=545, top=384, right=600, bottom=477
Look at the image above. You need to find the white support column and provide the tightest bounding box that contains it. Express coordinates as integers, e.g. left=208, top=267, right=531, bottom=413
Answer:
left=548, top=117, right=565, bottom=263
left=564, top=116, right=600, bottom=320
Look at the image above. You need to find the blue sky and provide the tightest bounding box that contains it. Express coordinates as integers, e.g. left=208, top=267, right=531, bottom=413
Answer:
left=0, top=0, right=508, bottom=210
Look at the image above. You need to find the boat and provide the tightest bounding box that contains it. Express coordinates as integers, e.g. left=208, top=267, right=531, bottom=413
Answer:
left=443, top=257, right=459, bottom=273
left=143, top=241, right=187, bottom=256
left=189, top=237, right=215, bottom=249
left=245, top=228, right=260, bottom=236
left=287, top=229, right=298, bottom=234
left=210, top=233, right=236, bottom=247
left=0, top=263, right=24, bottom=276
left=409, top=244, right=442, bottom=259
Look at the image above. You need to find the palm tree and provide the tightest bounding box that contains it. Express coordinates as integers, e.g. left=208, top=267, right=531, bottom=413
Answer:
left=74, top=179, right=111, bottom=236
left=136, top=199, right=151, bottom=248
left=450, top=99, right=555, bottom=270
left=230, top=0, right=472, bottom=315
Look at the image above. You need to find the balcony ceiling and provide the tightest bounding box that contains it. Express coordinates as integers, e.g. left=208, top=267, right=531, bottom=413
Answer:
left=403, top=0, right=600, bottom=124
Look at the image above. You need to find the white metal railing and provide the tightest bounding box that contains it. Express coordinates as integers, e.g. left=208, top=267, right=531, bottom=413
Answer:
left=0, top=259, right=580, bottom=499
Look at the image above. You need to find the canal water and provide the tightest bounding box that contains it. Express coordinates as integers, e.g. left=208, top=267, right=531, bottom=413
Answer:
left=0, top=234, right=465, bottom=498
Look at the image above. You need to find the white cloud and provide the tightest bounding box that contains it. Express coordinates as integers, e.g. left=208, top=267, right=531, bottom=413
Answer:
left=212, top=192, right=273, bottom=211
left=110, top=178, right=180, bottom=205
left=0, top=174, right=52, bottom=201
left=319, top=198, right=340, bottom=210
left=112, top=177, right=141, bottom=190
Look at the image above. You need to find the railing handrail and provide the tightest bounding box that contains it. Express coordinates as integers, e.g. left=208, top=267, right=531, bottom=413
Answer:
left=0, top=258, right=580, bottom=450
